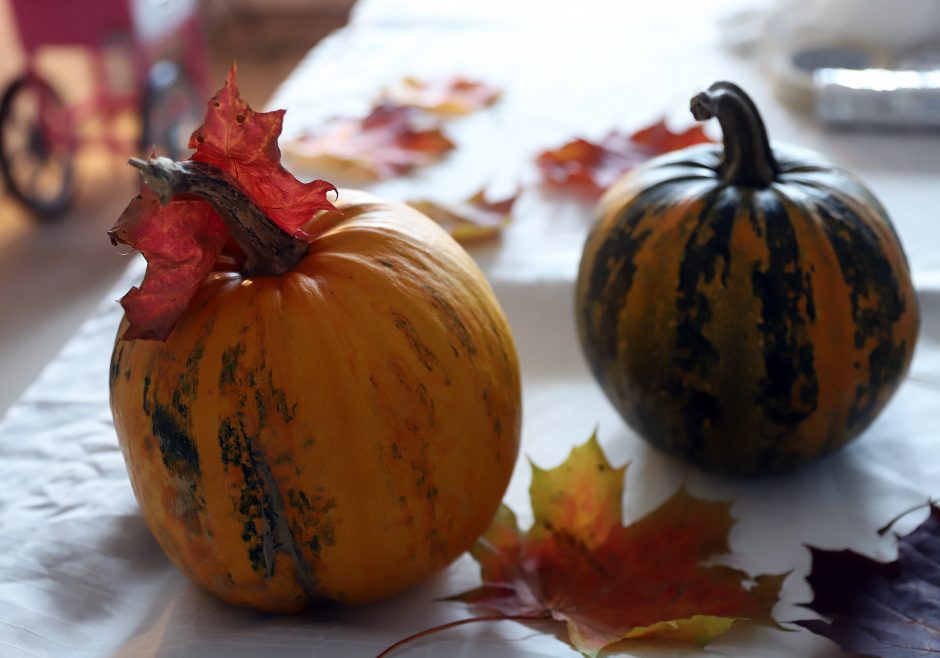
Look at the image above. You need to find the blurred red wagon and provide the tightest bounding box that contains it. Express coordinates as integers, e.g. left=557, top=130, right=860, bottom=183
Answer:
left=1, top=0, right=209, bottom=218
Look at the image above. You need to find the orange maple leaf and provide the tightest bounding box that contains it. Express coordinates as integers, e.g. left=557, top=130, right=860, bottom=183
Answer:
left=383, top=434, right=784, bottom=657
left=379, top=76, right=502, bottom=115
left=407, top=188, right=518, bottom=244
left=286, top=104, right=456, bottom=182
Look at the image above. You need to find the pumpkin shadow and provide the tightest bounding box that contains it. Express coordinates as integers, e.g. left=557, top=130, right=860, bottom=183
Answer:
left=633, top=436, right=923, bottom=556
left=303, top=567, right=576, bottom=657
left=601, top=432, right=919, bottom=656
left=608, top=388, right=932, bottom=556
left=31, top=511, right=170, bottom=624
left=113, top=566, right=564, bottom=657
left=610, top=414, right=928, bottom=585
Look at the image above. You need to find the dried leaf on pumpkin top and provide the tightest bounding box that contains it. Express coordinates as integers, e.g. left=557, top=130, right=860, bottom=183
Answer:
left=407, top=188, right=518, bottom=243
left=380, top=75, right=502, bottom=115
left=188, top=65, right=337, bottom=239
left=286, top=104, right=455, bottom=181
left=109, top=185, right=227, bottom=341
left=797, top=503, right=940, bottom=658
left=109, top=66, right=337, bottom=341
left=384, top=434, right=784, bottom=658
left=536, top=118, right=714, bottom=198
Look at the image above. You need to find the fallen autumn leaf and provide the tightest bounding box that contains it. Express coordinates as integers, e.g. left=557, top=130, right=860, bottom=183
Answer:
left=798, top=503, right=940, bottom=657
left=407, top=188, right=518, bottom=243
left=536, top=119, right=713, bottom=198
left=379, top=76, right=502, bottom=115
left=285, top=104, right=455, bottom=181
left=380, top=433, right=784, bottom=657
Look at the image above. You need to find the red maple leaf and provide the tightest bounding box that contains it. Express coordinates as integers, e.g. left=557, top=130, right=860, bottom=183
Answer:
left=109, top=186, right=227, bottom=341
left=536, top=119, right=714, bottom=198
left=382, top=434, right=783, bottom=657
left=189, top=65, right=337, bottom=239
left=109, top=66, right=337, bottom=340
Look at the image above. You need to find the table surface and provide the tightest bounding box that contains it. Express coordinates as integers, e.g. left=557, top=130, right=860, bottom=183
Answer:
left=3, top=1, right=940, bottom=656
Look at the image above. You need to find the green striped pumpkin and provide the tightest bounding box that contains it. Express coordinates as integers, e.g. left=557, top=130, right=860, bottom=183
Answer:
left=576, top=81, right=919, bottom=476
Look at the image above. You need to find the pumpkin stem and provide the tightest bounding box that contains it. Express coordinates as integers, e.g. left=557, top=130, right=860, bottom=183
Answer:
left=128, top=156, right=309, bottom=277
left=689, top=81, right=778, bottom=188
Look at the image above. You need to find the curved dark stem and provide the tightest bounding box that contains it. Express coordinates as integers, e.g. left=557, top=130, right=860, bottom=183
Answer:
left=127, top=156, right=309, bottom=276
left=689, top=81, right=778, bottom=188
left=878, top=499, right=934, bottom=536
left=375, top=613, right=552, bottom=658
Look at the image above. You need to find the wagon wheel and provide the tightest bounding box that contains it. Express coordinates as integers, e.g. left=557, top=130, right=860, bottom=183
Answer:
left=0, top=76, right=75, bottom=219
left=140, top=61, right=202, bottom=160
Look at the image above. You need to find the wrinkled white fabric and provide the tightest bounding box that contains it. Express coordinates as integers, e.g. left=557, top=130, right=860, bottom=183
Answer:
left=3, top=2, right=940, bottom=656
left=6, top=263, right=940, bottom=657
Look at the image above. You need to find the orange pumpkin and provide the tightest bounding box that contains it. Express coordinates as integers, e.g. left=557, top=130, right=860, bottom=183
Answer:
left=109, top=163, right=521, bottom=612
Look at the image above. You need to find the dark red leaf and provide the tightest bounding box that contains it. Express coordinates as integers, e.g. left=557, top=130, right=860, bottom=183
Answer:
left=536, top=119, right=713, bottom=198
left=189, top=65, right=337, bottom=238
left=798, top=504, right=940, bottom=657
left=109, top=186, right=227, bottom=341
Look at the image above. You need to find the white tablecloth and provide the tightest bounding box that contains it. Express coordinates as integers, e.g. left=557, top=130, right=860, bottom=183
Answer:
left=3, top=1, right=940, bottom=656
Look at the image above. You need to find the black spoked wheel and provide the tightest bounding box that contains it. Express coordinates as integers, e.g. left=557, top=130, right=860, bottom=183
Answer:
left=0, top=76, right=75, bottom=219
left=140, top=61, right=202, bottom=160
